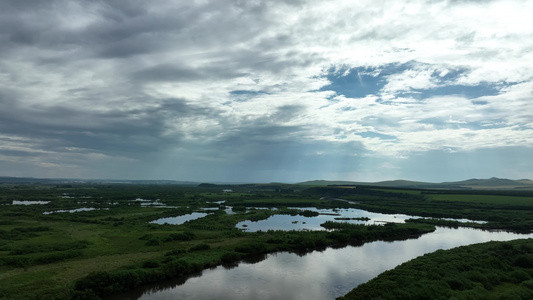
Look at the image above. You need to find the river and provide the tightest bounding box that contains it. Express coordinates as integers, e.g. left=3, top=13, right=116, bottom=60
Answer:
left=108, top=225, right=532, bottom=300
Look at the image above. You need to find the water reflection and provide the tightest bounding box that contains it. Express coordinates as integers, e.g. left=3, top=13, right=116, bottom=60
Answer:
left=236, top=208, right=414, bottom=231
left=108, top=227, right=533, bottom=300
left=43, top=207, right=108, bottom=214
left=150, top=212, right=210, bottom=225
left=134, top=198, right=168, bottom=207
left=236, top=207, right=486, bottom=232
left=12, top=200, right=50, bottom=205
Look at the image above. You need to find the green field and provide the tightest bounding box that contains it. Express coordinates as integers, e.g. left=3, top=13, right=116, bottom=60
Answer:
left=369, top=188, right=423, bottom=195
left=0, top=184, right=436, bottom=299
left=1, top=183, right=533, bottom=299
left=430, top=194, right=533, bottom=206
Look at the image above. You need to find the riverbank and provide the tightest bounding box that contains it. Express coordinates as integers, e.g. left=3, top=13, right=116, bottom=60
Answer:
left=73, top=221, right=435, bottom=299
left=339, top=238, right=533, bottom=299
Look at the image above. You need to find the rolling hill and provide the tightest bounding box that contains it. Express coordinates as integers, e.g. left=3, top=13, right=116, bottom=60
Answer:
left=298, top=177, right=533, bottom=190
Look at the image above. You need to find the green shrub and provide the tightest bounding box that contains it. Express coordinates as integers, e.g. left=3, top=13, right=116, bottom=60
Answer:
left=9, top=240, right=90, bottom=255
left=466, top=271, right=493, bottom=290
left=162, top=259, right=201, bottom=277
left=188, top=243, right=210, bottom=252
left=142, top=260, right=160, bottom=268
left=327, top=231, right=350, bottom=243
left=521, top=280, right=533, bottom=290
left=266, top=236, right=284, bottom=243
left=74, top=271, right=113, bottom=296
left=514, top=255, right=533, bottom=268
left=221, top=252, right=241, bottom=264
left=235, top=243, right=266, bottom=254
left=232, top=206, right=246, bottom=212
left=299, top=210, right=319, bottom=217
left=139, top=234, right=156, bottom=240
left=34, top=250, right=83, bottom=265
left=510, top=270, right=530, bottom=283
left=145, top=238, right=160, bottom=246
left=164, top=249, right=187, bottom=256
left=167, top=231, right=195, bottom=242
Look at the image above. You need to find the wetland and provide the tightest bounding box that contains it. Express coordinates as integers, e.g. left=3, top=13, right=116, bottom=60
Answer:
left=1, top=183, right=533, bottom=299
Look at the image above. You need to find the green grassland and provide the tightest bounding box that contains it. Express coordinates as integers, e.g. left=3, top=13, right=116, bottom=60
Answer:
left=1, top=183, right=533, bottom=299
left=330, top=186, right=533, bottom=231
left=429, top=194, right=533, bottom=206
left=0, top=184, right=435, bottom=299
left=339, top=238, right=533, bottom=300
left=369, top=188, right=423, bottom=195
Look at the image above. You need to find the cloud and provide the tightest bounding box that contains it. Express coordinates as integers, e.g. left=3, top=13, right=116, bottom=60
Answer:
left=0, top=0, right=532, bottom=181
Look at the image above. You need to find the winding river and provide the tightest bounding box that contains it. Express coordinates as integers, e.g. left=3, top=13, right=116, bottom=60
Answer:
left=108, top=210, right=533, bottom=300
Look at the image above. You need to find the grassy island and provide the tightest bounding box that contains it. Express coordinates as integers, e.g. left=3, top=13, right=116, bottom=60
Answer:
left=339, top=238, right=533, bottom=300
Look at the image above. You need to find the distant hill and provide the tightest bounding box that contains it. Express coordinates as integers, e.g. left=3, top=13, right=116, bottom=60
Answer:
left=298, top=179, right=434, bottom=188
left=0, top=176, right=198, bottom=185
left=2, top=176, right=532, bottom=190
left=298, top=177, right=533, bottom=190
left=447, top=177, right=533, bottom=190
left=371, top=180, right=434, bottom=187
left=518, top=179, right=533, bottom=185
left=444, top=177, right=525, bottom=187
left=297, top=180, right=361, bottom=186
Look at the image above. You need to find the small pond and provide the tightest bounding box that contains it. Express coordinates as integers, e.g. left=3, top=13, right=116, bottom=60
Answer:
left=134, top=198, right=167, bottom=207
left=43, top=207, right=108, bottom=214
left=150, top=212, right=211, bottom=225
left=12, top=200, right=50, bottom=205
left=236, top=207, right=483, bottom=232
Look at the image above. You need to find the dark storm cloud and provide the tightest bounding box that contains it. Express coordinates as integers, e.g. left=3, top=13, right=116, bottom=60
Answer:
left=272, top=105, right=304, bottom=120
left=0, top=1, right=259, bottom=57
left=195, top=105, right=312, bottom=160
left=0, top=0, right=300, bottom=82
left=87, top=1, right=272, bottom=58
left=201, top=103, right=363, bottom=167
left=132, top=65, right=204, bottom=82
left=0, top=92, right=220, bottom=158
left=0, top=3, right=52, bottom=52
left=132, top=64, right=248, bottom=82
left=98, top=38, right=162, bottom=59
left=208, top=133, right=367, bottom=181
left=185, top=116, right=367, bottom=181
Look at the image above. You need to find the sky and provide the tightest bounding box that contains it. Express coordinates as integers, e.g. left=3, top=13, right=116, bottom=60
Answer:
left=1, top=0, right=533, bottom=183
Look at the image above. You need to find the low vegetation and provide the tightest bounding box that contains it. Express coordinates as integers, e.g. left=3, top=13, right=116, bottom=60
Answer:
left=0, top=183, right=532, bottom=299
left=339, top=238, right=533, bottom=300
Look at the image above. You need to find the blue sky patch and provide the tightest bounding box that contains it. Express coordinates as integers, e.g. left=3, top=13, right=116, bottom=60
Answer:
left=406, top=83, right=501, bottom=99
left=356, top=131, right=397, bottom=140
left=322, top=63, right=511, bottom=101
left=320, top=64, right=405, bottom=98
left=399, top=66, right=512, bottom=99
